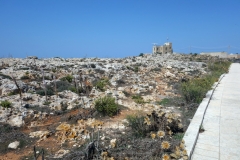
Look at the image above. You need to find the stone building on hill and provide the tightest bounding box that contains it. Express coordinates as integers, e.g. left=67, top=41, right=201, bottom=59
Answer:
left=152, top=42, right=173, bottom=54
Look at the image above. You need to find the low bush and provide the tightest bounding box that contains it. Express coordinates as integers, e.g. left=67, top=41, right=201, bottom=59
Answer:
left=21, top=75, right=30, bottom=80
left=36, top=89, right=54, bottom=96
left=0, top=73, right=12, bottom=79
left=157, top=98, right=171, bottom=106
left=181, top=60, right=231, bottom=104
left=151, top=67, right=161, bottom=72
left=43, top=101, right=51, bottom=105
left=56, top=81, right=72, bottom=92
left=122, top=90, right=130, bottom=97
left=132, top=95, right=145, bottom=104
left=116, top=79, right=125, bottom=85
left=90, top=64, right=96, bottom=68
left=94, top=78, right=109, bottom=92
left=133, top=66, right=139, bottom=72
left=95, top=68, right=105, bottom=74
left=94, top=96, right=118, bottom=116
left=24, top=104, right=52, bottom=113
left=57, top=82, right=78, bottom=94
left=0, top=100, right=12, bottom=108
left=60, top=75, right=73, bottom=83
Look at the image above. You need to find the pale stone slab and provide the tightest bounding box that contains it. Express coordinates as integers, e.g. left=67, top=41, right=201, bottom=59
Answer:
left=192, top=153, right=218, bottom=160
left=195, top=142, right=219, bottom=152
left=220, top=153, right=240, bottom=160
left=197, top=134, right=219, bottom=147
left=193, top=147, right=219, bottom=159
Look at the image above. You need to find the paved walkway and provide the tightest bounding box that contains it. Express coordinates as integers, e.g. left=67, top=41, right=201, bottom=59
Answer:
left=192, top=63, right=240, bottom=160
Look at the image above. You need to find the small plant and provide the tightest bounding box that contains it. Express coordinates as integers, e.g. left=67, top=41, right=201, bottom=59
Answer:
left=69, top=86, right=77, bottom=93
left=139, top=53, right=144, bottom=57
left=0, top=100, right=12, bottom=108
left=122, top=90, right=130, bottom=97
left=157, top=98, right=170, bottom=106
left=0, top=73, right=12, bottom=79
left=90, top=64, right=96, bottom=68
left=21, top=75, right=30, bottom=80
left=173, top=133, right=184, bottom=140
left=36, top=89, right=54, bottom=96
left=126, top=114, right=146, bottom=137
left=95, top=68, right=105, bottom=74
left=52, top=68, right=57, bottom=73
left=133, top=66, right=139, bottom=72
left=43, top=101, right=51, bottom=105
left=94, top=96, right=118, bottom=116
left=94, top=78, right=109, bottom=92
left=132, top=95, right=145, bottom=104
left=7, top=92, right=17, bottom=96
left=60, top=75, right=73, bottom=83
left=60, top=102, right=68, bottom=111
left=199, top=125, right=205, bottom=133
left=116, top=79, right=125, bottom=85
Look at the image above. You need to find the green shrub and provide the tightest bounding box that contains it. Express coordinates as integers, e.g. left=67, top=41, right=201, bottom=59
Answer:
left=181, top=75, right=214, bottom=103
left=139, top=53, right=144, bottom=57
left=43, top=101, right=51, bottom=105
left=60, top=75, right=73, bottom=83
left=0, top=100, right=12, bottom=108
left=94, top=96, right=118, bottom=116
left=116, top=79, right=125, bottom=85
left=7, top=92, right=17, bottom=96
left=133, top=66, right=139, bottom=72
left=94, top=78, right=109, bottom=92
left=69, top=86, right=77, bottom=93
left=27, top=104, right=52, bottom=113
left=90, top=64, right=96, bottom=68
left=157, top=98, right=170, bottom=106
left=208, top=61, right=231, bottom=76
left=52, top=68, right=57, bottom=73
left=132, top=95, right=145, bottom=104
left=56, top=81, right=71, bottom=92
left=123, top=91, right=130, bottom=97
left=20, top=75, right=30, bottom=80
left=151, top=67, right=161, bottom=72
left=0, top=73, right=12, bottom=79
left=173, top=133, right=184, bottom=140
left=181, top=60, right=231, bottom=104
left=36, top=89, right=54, bottom=96
left=95, top=68, right=105, bottom=74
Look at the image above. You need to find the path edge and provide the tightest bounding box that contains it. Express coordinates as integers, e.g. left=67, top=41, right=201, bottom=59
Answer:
left=183, top=73, right=225, bottom=160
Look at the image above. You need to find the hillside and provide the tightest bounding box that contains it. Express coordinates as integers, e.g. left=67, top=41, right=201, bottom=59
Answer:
left=0, top=53, right=230, bottom=160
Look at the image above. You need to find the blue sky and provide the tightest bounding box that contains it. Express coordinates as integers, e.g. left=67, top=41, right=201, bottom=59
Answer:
left=1, top=0, right=240, bottom=58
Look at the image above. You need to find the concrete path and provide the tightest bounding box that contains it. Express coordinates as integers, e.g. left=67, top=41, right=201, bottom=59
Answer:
left=192, top=63, right=240, bottom=160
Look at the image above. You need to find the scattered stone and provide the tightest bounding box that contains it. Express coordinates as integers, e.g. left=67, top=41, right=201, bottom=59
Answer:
left=8, top=141, right=20, bottom=149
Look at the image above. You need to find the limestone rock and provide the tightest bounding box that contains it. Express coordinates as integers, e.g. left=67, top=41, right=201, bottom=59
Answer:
left=8, top=141, right=20, bottom=149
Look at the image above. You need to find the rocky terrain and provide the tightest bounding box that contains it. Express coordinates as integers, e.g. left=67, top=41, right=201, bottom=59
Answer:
left=0, top=53, right=216, bottom=159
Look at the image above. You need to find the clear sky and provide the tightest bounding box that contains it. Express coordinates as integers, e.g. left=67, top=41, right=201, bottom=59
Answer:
left=1, top=0, right=240, bottom=58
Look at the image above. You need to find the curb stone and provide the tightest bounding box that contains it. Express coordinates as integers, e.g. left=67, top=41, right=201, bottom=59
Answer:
left=183, top=74, right=225, bottom=160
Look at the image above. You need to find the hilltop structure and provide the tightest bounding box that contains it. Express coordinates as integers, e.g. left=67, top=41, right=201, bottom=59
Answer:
left=152, top=42, right=173, bottom=54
